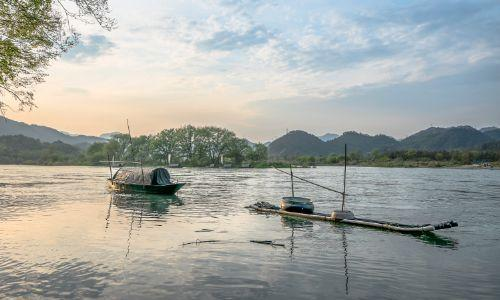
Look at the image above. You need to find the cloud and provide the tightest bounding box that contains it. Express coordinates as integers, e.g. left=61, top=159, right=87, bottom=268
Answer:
left=197, top=25, right=272, bottom=51
left=64, top=35, right=115, bottom=62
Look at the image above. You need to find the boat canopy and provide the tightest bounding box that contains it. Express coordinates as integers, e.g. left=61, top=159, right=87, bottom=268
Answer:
left=113, top=167, right=172, bottom=185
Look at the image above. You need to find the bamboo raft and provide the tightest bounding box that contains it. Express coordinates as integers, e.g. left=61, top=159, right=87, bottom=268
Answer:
left=248, top=202, right=458, bottom=233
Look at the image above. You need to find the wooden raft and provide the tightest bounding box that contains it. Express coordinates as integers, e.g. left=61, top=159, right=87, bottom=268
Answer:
left=248, top=204, right=458, bottom=233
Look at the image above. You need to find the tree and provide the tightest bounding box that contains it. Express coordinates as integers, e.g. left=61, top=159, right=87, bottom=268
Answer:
left=247, top=143, right=267, bottom=162
left=226, top=137, right=251, bottom=165
left=152, top=129, right=178, bottom=164
left=0, top=0, right=114, bottom=114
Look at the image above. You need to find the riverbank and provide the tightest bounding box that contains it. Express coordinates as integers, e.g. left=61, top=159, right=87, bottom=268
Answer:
left=1, top=161, right=498, bottom=170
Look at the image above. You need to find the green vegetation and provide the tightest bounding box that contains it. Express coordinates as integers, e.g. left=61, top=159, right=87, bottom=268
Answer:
left=0, top=135, right=81, bottom=165
left=80, top=125, right=267, bottom=167
left=276, top=149, right=500, bottom=168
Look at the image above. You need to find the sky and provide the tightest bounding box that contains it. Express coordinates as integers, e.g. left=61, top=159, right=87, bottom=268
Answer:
left=7, top=0, right=500, bottom=142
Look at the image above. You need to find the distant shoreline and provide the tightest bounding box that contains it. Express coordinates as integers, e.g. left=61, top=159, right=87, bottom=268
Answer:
left=1, top=163, right=498, bottom=170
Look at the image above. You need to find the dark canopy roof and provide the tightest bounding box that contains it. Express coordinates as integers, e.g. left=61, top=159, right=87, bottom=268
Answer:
left=113, top=167, right=171, bottom=185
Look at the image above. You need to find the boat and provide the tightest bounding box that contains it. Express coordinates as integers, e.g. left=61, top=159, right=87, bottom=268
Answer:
left=280, top=197, right=314, bottom=213
left=108, top=167, right=185, bottom=195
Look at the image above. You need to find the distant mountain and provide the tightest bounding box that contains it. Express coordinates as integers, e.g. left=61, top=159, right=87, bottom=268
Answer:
left=0, top=117, right=106, bottom=147
left=480, top=128, right=500, bottom=141
left=268, top=130, right=332, bottom=157
left=318, top=133, right=339, bottom=142
left=480, top=127, right=499, bottom=133
left=269, top=130, right=397, bottom=157
left=399, top=126, right=493, bottom=151
left=268, top=125, right=499, bottom=158
left=328, top=132, right=399, bottom=154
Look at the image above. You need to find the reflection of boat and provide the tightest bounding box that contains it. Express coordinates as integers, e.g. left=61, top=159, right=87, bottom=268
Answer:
left=111, top=193, right=183, bottom=215
left=280, top=216, right=314, bottom=229
left=108, top=167, right=185, bottom=195
left=104, top=193, right=183, bottom=257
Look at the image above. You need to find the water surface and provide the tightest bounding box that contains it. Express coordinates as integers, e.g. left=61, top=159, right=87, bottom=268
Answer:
left=1, top=166, right=499, bottom=299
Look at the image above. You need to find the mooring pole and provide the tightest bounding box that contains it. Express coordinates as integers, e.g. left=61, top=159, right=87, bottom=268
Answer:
left=342, top=144, right=347, bottom=211
left=140, top=159, right=145, bottom=189
left=290, top=164, right=295, bottom=197
left=107, top=153, right=113, bottom=180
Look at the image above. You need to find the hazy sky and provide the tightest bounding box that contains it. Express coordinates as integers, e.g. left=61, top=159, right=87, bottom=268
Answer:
left=7, top=0, right=500, bottom=142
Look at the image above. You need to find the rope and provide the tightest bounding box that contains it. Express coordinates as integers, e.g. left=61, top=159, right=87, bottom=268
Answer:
left=274, top=167, right=347, bottom=196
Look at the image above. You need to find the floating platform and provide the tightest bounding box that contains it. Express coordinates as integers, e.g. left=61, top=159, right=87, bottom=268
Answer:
left=248, top=202, right=458, bottom=233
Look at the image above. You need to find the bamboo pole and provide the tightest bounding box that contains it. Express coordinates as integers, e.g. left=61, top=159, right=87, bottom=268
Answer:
left=290, top=164, right=295, bottom=197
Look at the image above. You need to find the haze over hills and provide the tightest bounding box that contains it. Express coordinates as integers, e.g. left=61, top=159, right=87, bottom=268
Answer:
left=0, top=117, right=106, bottom=147
left=480, top=127, right=500, bottom=141
left=318, top=133, right=339, bottom=142
left=269, top=126, right=500, bottom=157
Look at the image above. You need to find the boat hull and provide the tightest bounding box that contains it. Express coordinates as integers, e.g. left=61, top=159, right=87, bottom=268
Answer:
left=108, top=179, right=185, bottom=195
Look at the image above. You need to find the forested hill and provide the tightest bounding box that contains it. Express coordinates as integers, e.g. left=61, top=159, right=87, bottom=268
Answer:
left=267, top=130, right=332, bottom=157
left=268, top=131, right=399, bottom=157
left=326, top=132, right=399, bottom=154
left=269, top=126, right=500, bottom=157
left=0, top=117, right=105, bottom=147
left=0, top=135, right=81, bottom=165
left=399, top=126, right=493, bottom=151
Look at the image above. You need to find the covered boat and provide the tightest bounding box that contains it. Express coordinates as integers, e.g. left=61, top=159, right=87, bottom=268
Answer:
left=108, top=167, right=185, bottom=195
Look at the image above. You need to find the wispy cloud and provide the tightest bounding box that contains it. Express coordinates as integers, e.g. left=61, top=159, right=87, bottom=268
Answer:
left=197, top=25, right=272, bottom=51
left=64, top=35, right=115, bottom=62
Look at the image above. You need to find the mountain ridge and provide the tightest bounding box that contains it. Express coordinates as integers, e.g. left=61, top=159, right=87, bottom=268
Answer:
left=269, top=125, right=500, bottom=157
left=0, top=117, right=106, bottom=147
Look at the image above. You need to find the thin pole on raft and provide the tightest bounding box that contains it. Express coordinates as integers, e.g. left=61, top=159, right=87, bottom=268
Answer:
left=342, top=144, right=347, bottom=211
left=290, top=164, right=295, bottom=197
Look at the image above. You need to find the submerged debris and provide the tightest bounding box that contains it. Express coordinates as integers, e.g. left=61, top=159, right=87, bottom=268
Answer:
left=195, top=229, right=214, bottom=232
left=250, top=240, right=285, bottom=247
left=182, top=239, right=220, bottom=246
left=181, top=239, right=286, bottom=248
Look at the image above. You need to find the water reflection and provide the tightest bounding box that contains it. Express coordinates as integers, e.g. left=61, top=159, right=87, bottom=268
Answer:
left=413, top=232, right=458, bottom=249
left=280, top=216, right=313, bottom=260
left=342, top=229, right=349, bottom=296
left=110, top=193, right=183, bottom=215
left=105, top=193, right=184, bottom=257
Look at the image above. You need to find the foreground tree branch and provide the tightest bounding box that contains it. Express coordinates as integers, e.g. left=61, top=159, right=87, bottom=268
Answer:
left=0, top=0, right=115, bottom=112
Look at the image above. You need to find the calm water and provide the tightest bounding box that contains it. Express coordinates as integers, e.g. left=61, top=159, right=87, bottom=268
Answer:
left=1, top=165, right=499, bottom=299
